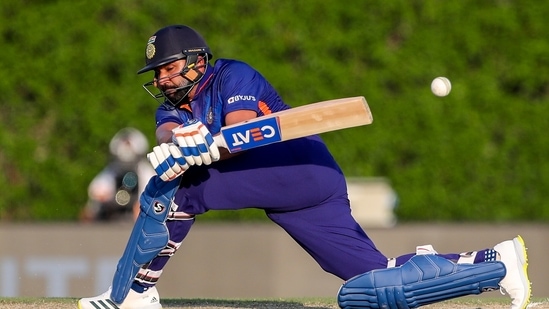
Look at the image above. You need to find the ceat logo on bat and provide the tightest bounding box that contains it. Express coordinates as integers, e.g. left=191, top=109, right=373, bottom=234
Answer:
left=220, top=117, right=282, bottom=152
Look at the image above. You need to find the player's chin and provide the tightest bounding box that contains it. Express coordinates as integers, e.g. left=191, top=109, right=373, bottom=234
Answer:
left=164, top=92, right=183, bottom=103
left=163, top=88, right=177, bottom=96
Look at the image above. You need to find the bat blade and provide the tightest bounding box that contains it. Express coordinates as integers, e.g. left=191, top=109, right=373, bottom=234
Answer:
left=214, top=96, right=372, bottom=153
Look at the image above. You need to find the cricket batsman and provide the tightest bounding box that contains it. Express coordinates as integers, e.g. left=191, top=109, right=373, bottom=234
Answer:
left=78, top=25, right=531, bottom=309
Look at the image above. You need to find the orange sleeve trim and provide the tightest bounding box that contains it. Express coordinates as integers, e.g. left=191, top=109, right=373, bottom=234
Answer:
left=258, top=101, right=272, bottom=115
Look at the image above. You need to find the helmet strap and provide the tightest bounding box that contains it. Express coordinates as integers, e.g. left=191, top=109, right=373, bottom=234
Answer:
left=180, top=54, right=205, bottom=83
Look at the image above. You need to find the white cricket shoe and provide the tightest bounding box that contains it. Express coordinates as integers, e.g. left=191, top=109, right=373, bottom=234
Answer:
left=494, top=235, right=531, bottom=309
left=78, top=286, right=162, bottom=309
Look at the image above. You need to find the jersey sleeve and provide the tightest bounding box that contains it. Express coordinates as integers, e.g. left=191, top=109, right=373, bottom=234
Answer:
left=154, top=104, right=192, bottom=128
left=216, top=61, right=268, bottom=116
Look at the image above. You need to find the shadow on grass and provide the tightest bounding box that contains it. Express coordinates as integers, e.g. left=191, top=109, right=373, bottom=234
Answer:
left=162, top=298, right=335, bottom=309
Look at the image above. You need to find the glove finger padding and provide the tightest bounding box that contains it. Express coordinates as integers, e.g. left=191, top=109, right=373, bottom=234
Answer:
left=190, top=132, right=211, bottom=165
left=174, top=134, right=197, bottom=166
left=172, top=119, right=220, bottom=166
left=148, top=144, right=188, bottom=181
left=178, top=131, right=205, bottom=166
left=168, top=143, right=190, bottom=170
left=198, top=124, right=220, bottom=161
left=146, top=152, right=162, bottom=178
left=154, top=145, right=178, bottom=181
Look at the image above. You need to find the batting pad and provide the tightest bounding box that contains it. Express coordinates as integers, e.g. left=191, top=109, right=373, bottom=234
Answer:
left=338, top=254, right=506, bottom=309
left=110, top=176, right=180, bottom=304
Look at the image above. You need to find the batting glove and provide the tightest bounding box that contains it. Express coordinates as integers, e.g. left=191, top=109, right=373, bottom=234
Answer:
left=172, top=119, right=220, bottom=166
left=147, top=143, right=189, bottom=181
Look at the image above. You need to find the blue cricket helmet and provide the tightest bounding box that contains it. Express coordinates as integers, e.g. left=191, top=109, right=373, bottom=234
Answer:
left=137, top=25, right=212, bottom=74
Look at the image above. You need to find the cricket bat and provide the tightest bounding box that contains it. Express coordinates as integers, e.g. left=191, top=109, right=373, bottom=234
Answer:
left=213, top=96, right=372, bottom=153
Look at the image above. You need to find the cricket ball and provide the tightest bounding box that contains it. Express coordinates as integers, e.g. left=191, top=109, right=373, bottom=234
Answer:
left=431, top=77, right=451, bottom=97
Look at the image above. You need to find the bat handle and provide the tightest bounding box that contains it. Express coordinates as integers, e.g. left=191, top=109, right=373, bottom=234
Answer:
left=213, top=134, right=228, bottom=150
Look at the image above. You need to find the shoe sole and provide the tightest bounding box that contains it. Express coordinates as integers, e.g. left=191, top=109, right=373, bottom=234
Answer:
left=77, top=301, right=119, bottom=309
left=513, top=235, right=531, bottom=309
left=77, top=299, right=162, bottom=309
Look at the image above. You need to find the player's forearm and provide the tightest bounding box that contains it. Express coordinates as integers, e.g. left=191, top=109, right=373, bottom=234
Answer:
left=155, top=123, right=179, bottom=145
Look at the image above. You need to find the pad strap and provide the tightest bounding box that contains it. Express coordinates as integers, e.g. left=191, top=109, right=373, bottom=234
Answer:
left=110, top=176, right=180, bottom=304
left=338, top=254, right=506, bottom=309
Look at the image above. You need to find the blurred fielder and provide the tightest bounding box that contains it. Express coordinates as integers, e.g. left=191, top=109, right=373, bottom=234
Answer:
left=81, top=127, right=155, bottom=222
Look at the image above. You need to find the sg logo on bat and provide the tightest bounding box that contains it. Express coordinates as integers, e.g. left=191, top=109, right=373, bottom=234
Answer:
left=221, top=117, right=282, bottom=152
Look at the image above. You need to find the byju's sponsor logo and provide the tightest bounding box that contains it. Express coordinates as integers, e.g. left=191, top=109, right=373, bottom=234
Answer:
left=227, top=95, right=256, bottom=104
